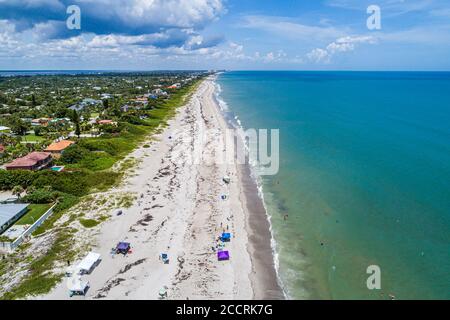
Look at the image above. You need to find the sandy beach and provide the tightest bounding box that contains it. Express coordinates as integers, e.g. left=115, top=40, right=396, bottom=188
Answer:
left=35, top=78, right=284, bottom=300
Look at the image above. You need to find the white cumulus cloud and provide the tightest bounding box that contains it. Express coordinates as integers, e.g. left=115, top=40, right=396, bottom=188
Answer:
left=307, top=35, right=377, bottom=63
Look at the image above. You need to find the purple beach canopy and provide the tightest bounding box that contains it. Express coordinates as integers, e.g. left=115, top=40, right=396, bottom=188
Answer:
left=117, top=242, right=130, bottom=250
left=217, top=250, right=230, bottom=261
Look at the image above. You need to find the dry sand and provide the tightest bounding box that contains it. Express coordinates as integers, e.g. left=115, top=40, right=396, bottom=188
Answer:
left=38, top=78, right=284, bottom=300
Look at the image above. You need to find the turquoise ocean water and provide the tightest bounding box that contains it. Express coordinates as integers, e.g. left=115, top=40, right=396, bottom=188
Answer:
left=216, top=71, right=450, bottom=299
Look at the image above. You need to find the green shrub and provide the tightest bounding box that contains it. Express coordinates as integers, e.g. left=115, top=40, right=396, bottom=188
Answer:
left=79, top=218, right=100, bottom=228
left=33, top=194, right=79, bottom=236
left=53, top=194, right=79, bottom=213
left=120, top=115, right=147, bottom=125
left=0, top=235, right=11, bottom=242
left=79, top=139, right=120, bottom=156
left=77, top=152, right=116, bottom=171
left=60, top=144, right=89, bottom=164
left=0, top=170, right=35, bottom=190
left=22, top=188, right=59, bottom=204
left=31, top=171, right=89, bottom=196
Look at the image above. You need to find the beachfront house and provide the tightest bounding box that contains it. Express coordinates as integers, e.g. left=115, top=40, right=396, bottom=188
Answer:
left=0, top=203, right=29, bottom=234
left=69, top=104, right=85, bottom=112
left=142, top=93, right=158, bottom=100
left=167, top=83, right=181, bottom=89
left=44, top=140, right=75, bottom=158
left=82, top=98, right=102, bottom=106
left=31, top=118, right=52, bottom=127
left=5, top=152, right=52, bottom=171
left=151, top=88, right=168, bottom=97
left=69, top=98, right=102, bottom=113
left=131, top=96, right=148, bottom=107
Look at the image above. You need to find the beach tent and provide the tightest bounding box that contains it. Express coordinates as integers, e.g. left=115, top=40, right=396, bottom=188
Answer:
left=217, top=250, right=230, bottom=261
left=221, top=233, right=231, bottom=242
left=77, top=252, right=101, bottom=274
left=222, top=176, right=231, bottom=184
left=116, top=242, right=131, bottom=255
left=68, top=276, right=89, bottom=297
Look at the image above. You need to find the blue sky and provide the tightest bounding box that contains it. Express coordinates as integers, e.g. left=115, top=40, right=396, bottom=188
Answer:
left=0, top=0, right=449, bottom=70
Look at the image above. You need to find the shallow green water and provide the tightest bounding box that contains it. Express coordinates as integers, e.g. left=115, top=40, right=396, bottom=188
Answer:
left=217, top=71, right=450, bottom=299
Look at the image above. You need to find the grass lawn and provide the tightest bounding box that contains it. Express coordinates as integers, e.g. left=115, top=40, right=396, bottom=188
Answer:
left=15, top=204, right=52, bottom=225
left=21, top=134, right=45, bottom=143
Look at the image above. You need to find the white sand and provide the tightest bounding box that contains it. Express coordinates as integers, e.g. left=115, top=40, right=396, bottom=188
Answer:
left=39, top=79, right=255, bottom=300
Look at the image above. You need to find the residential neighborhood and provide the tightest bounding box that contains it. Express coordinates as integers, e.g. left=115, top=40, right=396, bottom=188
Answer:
left=0, top=71, right=205, bottom=274
left=0, top=72, right=203, bottom=168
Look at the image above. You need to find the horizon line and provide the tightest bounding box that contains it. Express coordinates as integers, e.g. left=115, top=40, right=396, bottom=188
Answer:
left=1, top=69, right=450, bottom=73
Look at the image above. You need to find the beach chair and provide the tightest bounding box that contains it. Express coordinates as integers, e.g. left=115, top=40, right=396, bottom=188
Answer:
left=159, top=286, right=168, bottom=299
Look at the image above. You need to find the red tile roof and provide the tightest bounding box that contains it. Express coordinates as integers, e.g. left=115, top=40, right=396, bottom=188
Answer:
left=5, top=152, right=51, bottom=168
